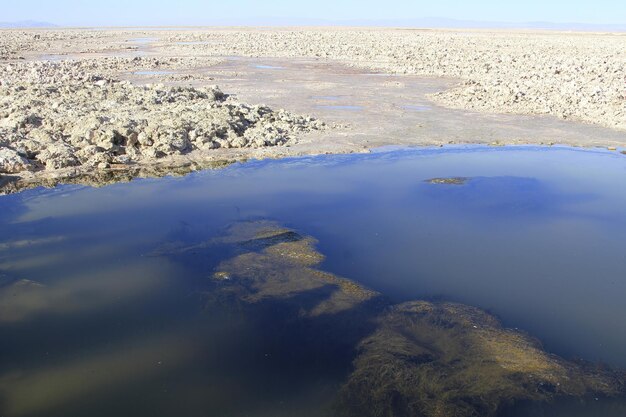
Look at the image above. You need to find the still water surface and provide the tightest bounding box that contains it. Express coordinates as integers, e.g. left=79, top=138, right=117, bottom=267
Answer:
left=0, top=146, right=625, bottom=416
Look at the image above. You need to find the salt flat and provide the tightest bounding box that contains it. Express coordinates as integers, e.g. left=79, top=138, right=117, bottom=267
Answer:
left=0, top=27, right=624, bottom=191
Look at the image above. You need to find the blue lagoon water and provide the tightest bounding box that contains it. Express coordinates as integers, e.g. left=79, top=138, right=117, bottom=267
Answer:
left=0, top=146, right=625, bottom=416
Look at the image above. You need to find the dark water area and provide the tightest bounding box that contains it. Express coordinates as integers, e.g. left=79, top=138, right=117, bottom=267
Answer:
left=0, top=146, right=625, bottom=416
left=500, top=396, right=626, bottom=417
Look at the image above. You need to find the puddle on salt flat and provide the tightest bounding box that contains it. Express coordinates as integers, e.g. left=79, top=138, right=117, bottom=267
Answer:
left=401, top=104, right=432, bottom=111
left=253, top=64, right=284, bottom=70
left=133, top=70, right=175, bottom=76
left=39, top=54, right=67, bottom=62
left=315, top=105, right=363, bottom=111
left=128, top=37, right=159, bottom=44
left=1, top=146, right=625, bottom=417
left=311, top=96, right=342, bottom=101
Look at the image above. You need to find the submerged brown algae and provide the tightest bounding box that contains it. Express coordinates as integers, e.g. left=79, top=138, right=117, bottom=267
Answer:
left=210, top=222, right=378, bottom=317
left=155, top=220, right=626, bottom=417
left=336, top=302, right=624, bottom=417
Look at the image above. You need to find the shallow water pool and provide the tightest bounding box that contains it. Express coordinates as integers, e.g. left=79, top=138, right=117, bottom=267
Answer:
left=0, top=146, right=625, bottom=416
left=133, top=70, right=175, bottom=75
left=128, top=37, right=159, bottom=44
left=253, top=64, right=284, bottom=70
left=315, top=104, right=363, bottom=111
left=310, top=95, right=342, bottom=101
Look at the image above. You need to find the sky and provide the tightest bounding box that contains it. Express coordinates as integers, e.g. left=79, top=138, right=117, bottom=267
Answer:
left=1, top=0, right=625, bottom=27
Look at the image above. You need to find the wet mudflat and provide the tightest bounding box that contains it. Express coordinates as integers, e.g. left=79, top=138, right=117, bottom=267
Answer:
left=315, top=105, right=364, bottom=111
left=0, top=146, right=625, bottom=416
left=133, top=70, right=175, bottom=75
left=253, top=64, right=284, bottom=70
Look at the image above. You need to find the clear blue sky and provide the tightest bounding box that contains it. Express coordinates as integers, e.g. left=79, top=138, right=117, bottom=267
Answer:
left=3, top=0, right=624, bottom=26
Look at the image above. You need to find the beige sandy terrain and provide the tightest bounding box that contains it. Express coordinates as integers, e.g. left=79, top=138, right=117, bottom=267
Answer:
left=0, top=27, right=625, bottom=192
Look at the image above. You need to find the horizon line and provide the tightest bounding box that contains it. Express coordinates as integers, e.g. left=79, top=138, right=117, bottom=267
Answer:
left=2, top=17, right=625, bottom=33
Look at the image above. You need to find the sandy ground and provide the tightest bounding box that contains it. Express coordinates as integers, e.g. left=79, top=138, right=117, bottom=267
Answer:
left=0, top=28, right=625, bottom=192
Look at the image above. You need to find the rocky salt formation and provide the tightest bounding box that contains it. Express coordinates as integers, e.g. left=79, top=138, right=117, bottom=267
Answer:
left=0, top=61, right=324, bottom=176
left=154, top=220, right=626, bottom=417
left=156, top=29, right=626, bottom=131
left=2, top=29, right=624, bottom=131
left=0, top=56, right=222, bottom=83
left=0, top=29, right=147, bottom=60
left=0, top=148, right=32, bottom=174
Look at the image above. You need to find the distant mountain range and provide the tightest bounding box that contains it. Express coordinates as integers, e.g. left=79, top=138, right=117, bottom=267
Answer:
left=0, top=18, right=624, bottom=32
left=217, top=17, right=626, bottom=32
left=357, top=17, right=626, bottom=32
left=0, top=20, right=56, bottom=28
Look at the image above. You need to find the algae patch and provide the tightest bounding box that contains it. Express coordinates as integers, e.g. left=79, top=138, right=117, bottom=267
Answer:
left=336, top=302, right=624, bottom=417
left=205, top=221, right=379, bottom=316
left=153, top=220, right=626, bottom=417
